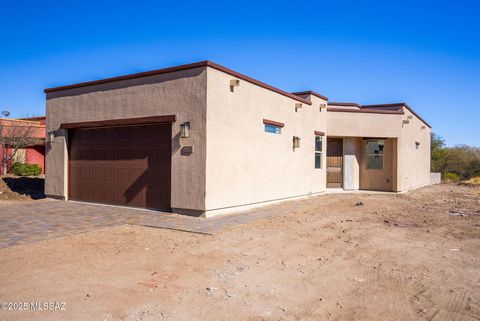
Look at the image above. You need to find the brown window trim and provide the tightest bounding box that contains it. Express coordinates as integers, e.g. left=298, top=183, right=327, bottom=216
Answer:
left=60, top=115, right=176, bottom=129
left=263, top=119, right=285, bottom=128
left=362, top=137, right=388, bottom=140
left=314, top=131, right=325, bottom=136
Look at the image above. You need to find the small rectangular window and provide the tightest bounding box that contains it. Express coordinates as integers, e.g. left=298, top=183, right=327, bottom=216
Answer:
left=366, top=140, right=384, bottom=170
left=264, top=124, right=281, bottom=134
left=315, top=135, right=323, bottom=169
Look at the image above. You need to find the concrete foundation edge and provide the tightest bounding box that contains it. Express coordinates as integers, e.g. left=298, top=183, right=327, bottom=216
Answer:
left=193, top=191, right=327, bottom=219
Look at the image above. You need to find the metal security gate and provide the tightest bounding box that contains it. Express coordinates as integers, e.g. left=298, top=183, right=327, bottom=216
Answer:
left=327, top=138, right=343, bottom=188
left=68, top=124, right=171, bottom=210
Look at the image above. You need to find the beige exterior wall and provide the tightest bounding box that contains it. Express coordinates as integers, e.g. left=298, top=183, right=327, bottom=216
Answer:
left=359, top=138, right=396, bottom=191
left=342, top=137, right=361, bottom=190
left=204, top=68, right=327, bottom=216
left=45, top=67, right=208, bottom=211
left=327, top=108, right=431, bottom=192
left=327, top=111, right=403, bottom=138
left=396, top=109, right=431, bottom=191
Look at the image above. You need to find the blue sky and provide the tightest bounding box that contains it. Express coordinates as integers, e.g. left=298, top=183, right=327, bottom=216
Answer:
left=0, top=0, right=478, bottom=146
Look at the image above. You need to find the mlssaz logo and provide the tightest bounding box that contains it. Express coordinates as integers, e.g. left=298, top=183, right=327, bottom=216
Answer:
left=30, top=301, right=66, bottom=311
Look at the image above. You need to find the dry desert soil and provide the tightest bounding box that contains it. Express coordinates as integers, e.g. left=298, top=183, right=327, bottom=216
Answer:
left=0, top=184, right=479, bottom=321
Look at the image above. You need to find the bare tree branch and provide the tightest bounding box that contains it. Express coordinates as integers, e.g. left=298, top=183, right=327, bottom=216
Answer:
left=0, top=119, right=44, bottom=175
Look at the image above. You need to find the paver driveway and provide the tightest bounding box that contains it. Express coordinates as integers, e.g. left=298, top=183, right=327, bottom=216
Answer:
left=0, top=198, right=312, bottom=248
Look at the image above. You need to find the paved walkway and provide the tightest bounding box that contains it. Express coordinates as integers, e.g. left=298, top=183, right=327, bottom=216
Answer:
left=0, top=198, right=313, bottom=249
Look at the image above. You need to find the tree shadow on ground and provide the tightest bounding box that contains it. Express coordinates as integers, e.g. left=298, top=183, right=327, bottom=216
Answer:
left=2, top=177, right=45, bottom=200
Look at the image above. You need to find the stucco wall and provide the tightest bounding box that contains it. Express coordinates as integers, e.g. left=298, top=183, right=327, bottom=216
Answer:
left=327, top=110, right=403, bottom=138
left=45, top=67, right=208, bottom=211
left=359, top=138, right=396, bottom=191
left=204, top=68, right=327, bottom=216
left=396, top=109, right=431, bottom=191
left=343, top=137, right=361, bottom=190
left=327, top=108, right=431, bottom=192
left=26, top=146, right=45, bottom=173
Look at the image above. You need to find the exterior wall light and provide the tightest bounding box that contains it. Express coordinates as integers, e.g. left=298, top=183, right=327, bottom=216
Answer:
left=319, top=103, right=327, bottom=112
left=230, top=79, right=240, bottom=92
left=295, top=103, right=302, bottom=112
left=293, top=136, right=301, bottom=149
left=47, top=130, right=56, bottom=143
left=415, top=141, right=420, bottom=148
left=180, top=122, right=190, bottom=138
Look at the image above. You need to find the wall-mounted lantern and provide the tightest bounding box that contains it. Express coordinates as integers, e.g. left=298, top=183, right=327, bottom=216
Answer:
left=319, top=103, right=327, bottom=112
left=295, top=103, right=302, bottom=112
left=415, top=141, right=420, bottom=149
left=293, top=136, right=301, bottom=149
left=230, top=79, right=240, bottom=92
left=180, top=122, right=190, bottom=138
left=47, top=130, right=56, bottom=143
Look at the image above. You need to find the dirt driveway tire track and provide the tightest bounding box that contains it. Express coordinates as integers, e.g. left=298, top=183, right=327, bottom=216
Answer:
left=0, top=183, right=479, bottom=321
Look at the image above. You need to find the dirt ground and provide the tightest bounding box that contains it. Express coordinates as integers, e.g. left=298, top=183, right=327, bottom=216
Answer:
left=0, top=176, right=45, bottom=202
left=0, top=184, right=479, bottom=321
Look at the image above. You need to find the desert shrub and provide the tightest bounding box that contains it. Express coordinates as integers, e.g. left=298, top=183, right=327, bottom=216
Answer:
left=431, top=133, right=480, bottom=180
left=442, top=172, right=460, bottom=182
left=9, top=162, right=42, bottom=176
left=464, top=176, right=480, bottom=185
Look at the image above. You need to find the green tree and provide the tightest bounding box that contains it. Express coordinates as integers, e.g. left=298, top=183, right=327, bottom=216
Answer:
left=431, top=133, right=447, bottom=172
left=431, top=133, right=480, bottom=180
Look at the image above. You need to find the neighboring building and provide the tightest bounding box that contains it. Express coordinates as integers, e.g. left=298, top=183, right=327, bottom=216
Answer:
left=44, top=61, right=431, bottom=217
left=0, top=117, right=46, bottom=174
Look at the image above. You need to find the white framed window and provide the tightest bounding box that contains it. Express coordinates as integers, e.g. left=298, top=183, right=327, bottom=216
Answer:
left=365, top=140, right=384, bottom=170
left=315, top=135, right=323, bottom=169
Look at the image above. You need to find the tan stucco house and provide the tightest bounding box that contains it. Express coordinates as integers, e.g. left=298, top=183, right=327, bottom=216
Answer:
left=44, top=61, right=431, bottom=217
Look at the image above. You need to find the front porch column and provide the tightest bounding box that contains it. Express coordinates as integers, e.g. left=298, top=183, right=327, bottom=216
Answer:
left=343, top=137, right=361, bottom=190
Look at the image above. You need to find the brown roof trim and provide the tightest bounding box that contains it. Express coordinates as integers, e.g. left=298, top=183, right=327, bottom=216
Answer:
left=18, top=116, right=46, bottom=121
left=404, top=105, right=431, bottom=128
left=60, top=115, right=176, bottom=129
left=44, top=61, right=311, bottom=105
left=362, top=102, right=431, bottom=128
left=314, top=131, right=325, bottom=136
left=291, top=91, right=329, bottom=101
left=263, top=119, right=285, bottom=128
left=207, top=62, right=311, bottom=105
left=44, top=61, right=208, bottom=93
left=362, top=103, right=404, bottom=108
left=327, top=108, right=404, bottom=115
left=328, top=102, right=361, bottom=108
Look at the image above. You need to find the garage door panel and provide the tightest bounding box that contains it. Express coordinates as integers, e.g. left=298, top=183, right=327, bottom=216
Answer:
left=92, top=186, right=106, bottom=202
left=92, top=167, right=104, bottom=181
left=147, top=169, right=170, bottom=183
left=69, top=124, right=171, bottom=210
left=75, top=167, right=91, bottom=180
left=77, top=184, right=92, bottom=201
left=145, top=189, right=170, bottom=209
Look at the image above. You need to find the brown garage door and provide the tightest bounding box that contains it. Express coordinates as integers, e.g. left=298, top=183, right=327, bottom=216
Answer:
left=68, top=124, right=171, bottom=210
